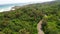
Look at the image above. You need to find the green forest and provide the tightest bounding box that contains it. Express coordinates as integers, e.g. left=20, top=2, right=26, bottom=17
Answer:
left=0, top=1, right=60, bottom=34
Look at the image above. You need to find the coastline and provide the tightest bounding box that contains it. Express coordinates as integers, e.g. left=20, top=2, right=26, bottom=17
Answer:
left=0, top=3, right=27, bottom=12
left=0, top=6, right=15, bottom=12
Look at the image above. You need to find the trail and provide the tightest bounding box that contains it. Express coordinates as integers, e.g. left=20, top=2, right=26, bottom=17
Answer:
left=37, top=19, right=44, bottom=34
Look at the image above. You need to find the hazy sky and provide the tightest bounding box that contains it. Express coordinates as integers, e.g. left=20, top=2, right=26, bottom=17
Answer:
left=0, top=0, right=54, bottom=4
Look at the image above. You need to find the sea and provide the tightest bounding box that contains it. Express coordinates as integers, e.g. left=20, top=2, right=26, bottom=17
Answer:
left=0, top=3, right=27, bottom=12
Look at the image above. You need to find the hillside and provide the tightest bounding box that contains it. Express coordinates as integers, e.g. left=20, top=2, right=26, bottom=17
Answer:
left=0, top=1, right=60, bottom=34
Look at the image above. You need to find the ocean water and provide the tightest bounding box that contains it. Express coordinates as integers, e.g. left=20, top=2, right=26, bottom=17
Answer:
left=0, top=3, right=26, bottom=12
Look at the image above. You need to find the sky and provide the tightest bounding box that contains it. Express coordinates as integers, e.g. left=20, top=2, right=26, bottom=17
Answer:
left=0, top=0, right=54, bottom=5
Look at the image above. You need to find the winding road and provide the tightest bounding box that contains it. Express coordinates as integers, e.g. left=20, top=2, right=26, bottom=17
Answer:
left=37, top=19, right=44, bottom=34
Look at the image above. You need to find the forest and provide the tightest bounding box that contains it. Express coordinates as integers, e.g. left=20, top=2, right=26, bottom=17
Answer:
left=0, top=1, right=60, bottom=34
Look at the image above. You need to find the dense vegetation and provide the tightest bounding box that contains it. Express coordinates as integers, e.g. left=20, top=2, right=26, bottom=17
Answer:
left=0, top=1, right=60, bottom=34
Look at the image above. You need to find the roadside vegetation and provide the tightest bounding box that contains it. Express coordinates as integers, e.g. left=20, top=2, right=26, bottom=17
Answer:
left=0, top=1, right=60, bottom=34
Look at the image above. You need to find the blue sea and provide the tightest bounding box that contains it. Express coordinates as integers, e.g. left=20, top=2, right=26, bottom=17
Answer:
left=0, top=3, right=26, bottom=12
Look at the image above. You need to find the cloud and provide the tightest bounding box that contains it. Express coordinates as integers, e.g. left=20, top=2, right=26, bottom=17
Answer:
left=0, top=0, right=54, bottom=4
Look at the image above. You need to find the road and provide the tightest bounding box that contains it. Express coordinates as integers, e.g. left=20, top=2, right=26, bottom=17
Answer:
left=37, top=19, right=44, bottom=34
